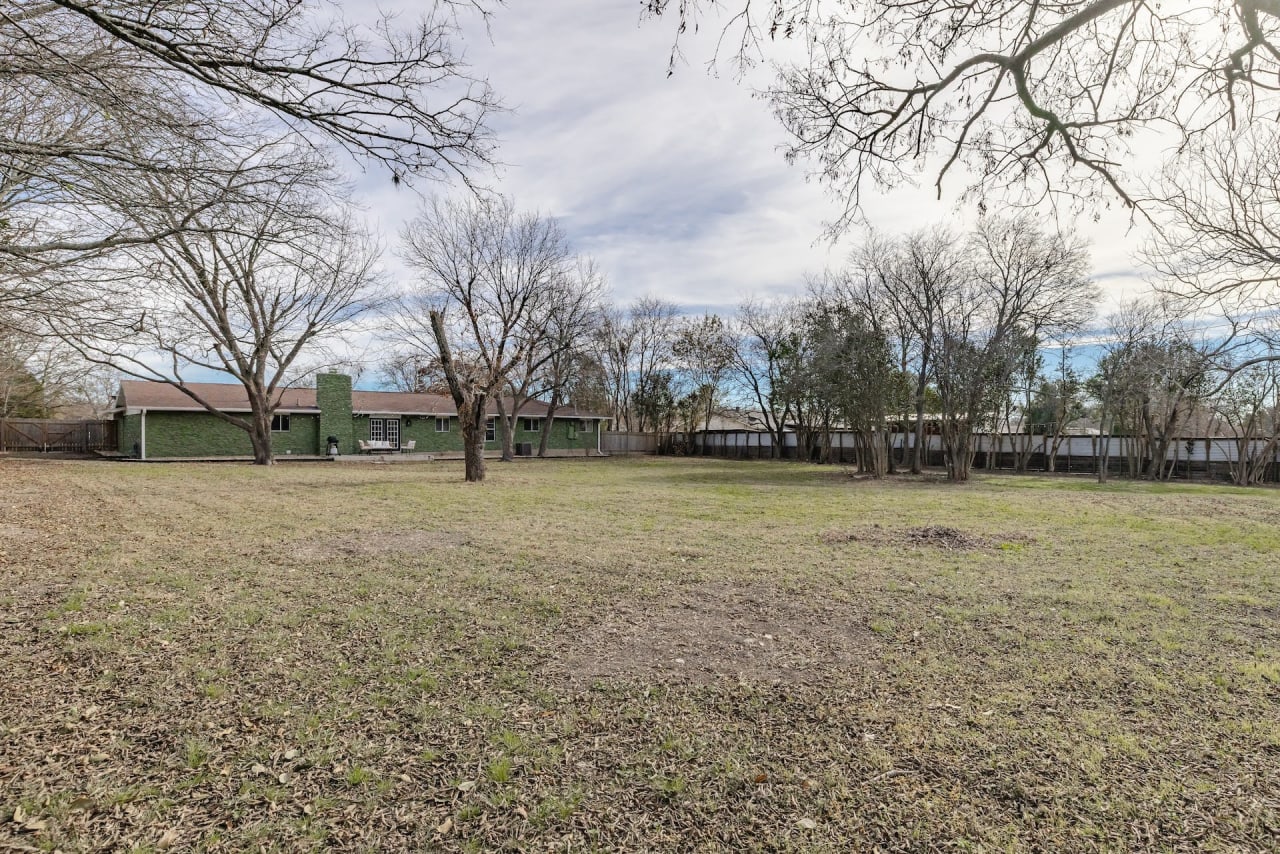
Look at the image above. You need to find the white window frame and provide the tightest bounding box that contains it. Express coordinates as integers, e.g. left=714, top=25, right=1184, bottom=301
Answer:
left=522, top=417, right=540, bottom=432
left=370, top=417, right=385, bottom=443
left=485, top=417, right=496, bottom=442
left=385, top=418, right=400, bottom=448
left=435, top=417, right=450, bottom=433
left=271, top=414, right=291, bottom=432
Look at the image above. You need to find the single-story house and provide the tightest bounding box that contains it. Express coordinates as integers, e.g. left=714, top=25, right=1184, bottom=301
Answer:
left=114, top=373, right=610, bottom=459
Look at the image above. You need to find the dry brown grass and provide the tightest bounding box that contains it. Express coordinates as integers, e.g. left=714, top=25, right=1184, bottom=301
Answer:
left=1, top=456, right=1278, bottom=852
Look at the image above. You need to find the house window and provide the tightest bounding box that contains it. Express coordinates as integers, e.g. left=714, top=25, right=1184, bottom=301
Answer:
left=579, top=419, right=592, bottom=433
left=271, top=414, right=290, bottom=432
left=435, top=417, right=450, bottom=433
left=485, top=417, right=496, bottom=442
left=370, top=418, right=384, bottom=442
left=522, top=417, right=540, bottom=432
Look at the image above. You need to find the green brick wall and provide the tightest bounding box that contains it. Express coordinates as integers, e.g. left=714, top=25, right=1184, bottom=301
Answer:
left=134, top=411, right=320, bottom=458
left=119, top=413, right=141, bottom=455
left=353, top=414, right=597, bottom=454
left=317, top=373, right=355, bottom=455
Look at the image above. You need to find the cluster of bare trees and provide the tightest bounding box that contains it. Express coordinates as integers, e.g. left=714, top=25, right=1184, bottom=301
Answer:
left=0, top=325, right=115, bottom=419
left=591, top=300, right=741, bottom=443
left=643, top=1, right=1280, bottom=486
left=391, top=195, right=606, bottom=482
left=1089, top=298, right=1279, bottom=485
left=703, top=280, right=1279, bottom=485
left=655, top=215, right=1094, bottom=482
left=1, top=0, right=501, bottom=464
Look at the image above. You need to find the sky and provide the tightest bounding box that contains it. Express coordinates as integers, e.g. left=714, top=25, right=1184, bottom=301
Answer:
left=348, top=1, right=1155, bottom=322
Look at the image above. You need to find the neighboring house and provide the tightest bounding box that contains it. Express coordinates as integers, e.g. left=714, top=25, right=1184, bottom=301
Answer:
left=703, top=408, right=771, bottom=432
left=114, top=373, right=609, bottom=459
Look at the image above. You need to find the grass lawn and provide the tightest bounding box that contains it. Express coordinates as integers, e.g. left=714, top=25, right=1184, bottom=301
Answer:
left=1, top=456, right=1278, bottom=852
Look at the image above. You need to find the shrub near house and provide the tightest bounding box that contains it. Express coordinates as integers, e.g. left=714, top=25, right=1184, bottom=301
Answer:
left=114, top=374, right=607, bottom=459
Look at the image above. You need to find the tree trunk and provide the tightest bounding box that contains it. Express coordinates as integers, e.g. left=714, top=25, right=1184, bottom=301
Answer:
left=912, top=374, right=928, bottom=473
left=250, top=409, right=275, bottom=465
left=941, top=419, right=975, bottom=482
left=458, top=401, right=487, bottom=482
left=538, top=390, right=560, bottom=457
left=496, top=397, right=515, bottom=462
left=430, top=309, right=486, bottom=483
left=1097, top=428, right=1110, bottom=484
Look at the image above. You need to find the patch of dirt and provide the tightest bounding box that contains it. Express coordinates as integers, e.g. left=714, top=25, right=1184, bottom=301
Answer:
left=1241, top=603, right=1280, bottom=623
left=822, top=524, right=1030, bottom=550
left=551, top=583, right=877, bottom=687
left=290, top=528, right=471, bottom=560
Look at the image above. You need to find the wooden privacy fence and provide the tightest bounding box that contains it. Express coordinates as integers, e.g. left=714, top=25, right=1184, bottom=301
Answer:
left=600, top=431, right=659, bottom=455
left=0, top=419, right=117, bottom=453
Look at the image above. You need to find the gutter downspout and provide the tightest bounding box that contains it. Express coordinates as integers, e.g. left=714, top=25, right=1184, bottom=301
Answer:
left=140, top=408, right=147, bottom=461
left=596, top=419, right=602, bottom=455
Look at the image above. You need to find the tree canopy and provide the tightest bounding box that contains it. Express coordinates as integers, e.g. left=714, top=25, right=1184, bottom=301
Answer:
left=647, top=0, right=1280, bottom=225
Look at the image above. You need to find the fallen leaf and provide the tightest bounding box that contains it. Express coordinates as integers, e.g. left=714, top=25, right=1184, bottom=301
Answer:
left=435, top=817, right=453, bottom=835
left=12, top=805, right=27, bottom=824
left=457, top=780, right=476, bottom=793
left=796, top=818, right=818, bottom=830
left=157, top=829, right=181, bottom=848
left=753, top=773, right=768, bottom=784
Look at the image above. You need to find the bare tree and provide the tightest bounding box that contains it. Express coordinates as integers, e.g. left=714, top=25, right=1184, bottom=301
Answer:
left=593, top=296, right=678, bottom=432
left=495, top=259, right=604, bottom=461
left=672, top=313, right=736, bottom=452
left=1028, top=347, right=1086, bottom=473
left=0, top=325, right=45, bottom=417
left=647, top=1, right=1280, bottom=223
left=594, top=306, right=638, bottom=430
left=865, top=227, right=967, bottom=473
left=629, top=297, right=679, bottom=433
left=1145, top=128, right=1280, bottom=361
left=379, top=352, right=442, bottom=394
left=926, top=216, right=1096, bottom=481
left=1089, top=298, right=1230, bottom=482
left=50, top=147, right=381, bottom=465
left=802, top=299, right=908, bottom=476
left=533, top=261, right=607, bottom=457
left=0, top=1, right=497, bottom=256
left=1212, top=362, right=1280, bottom=486
left=396, top=195, right=573, bottom=482
left=730, top=297, right=802, bottom=459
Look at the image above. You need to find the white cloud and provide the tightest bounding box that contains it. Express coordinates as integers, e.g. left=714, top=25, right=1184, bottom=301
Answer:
left=345, top=0, right=1152, bottom=319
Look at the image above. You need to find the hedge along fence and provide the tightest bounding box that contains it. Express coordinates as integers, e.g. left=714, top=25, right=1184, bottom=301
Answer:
left=674, top=430, right=1280, bottom=483
left=0, top=419, right=117, bottom=453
